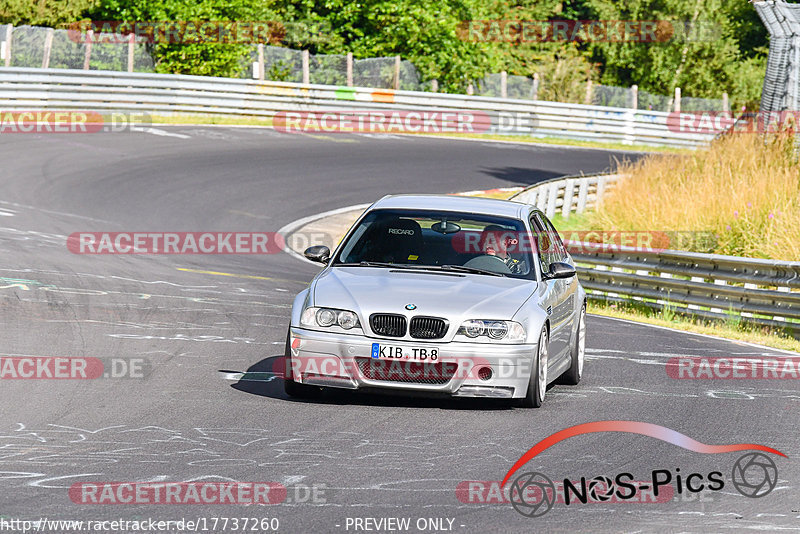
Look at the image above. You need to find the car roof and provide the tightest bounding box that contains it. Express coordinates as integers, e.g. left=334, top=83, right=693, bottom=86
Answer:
left=369, top=194, right=530, bottom=220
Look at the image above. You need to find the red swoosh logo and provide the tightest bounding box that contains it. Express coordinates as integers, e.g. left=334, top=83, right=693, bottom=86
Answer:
left=502, top=421, right=786, bottom=486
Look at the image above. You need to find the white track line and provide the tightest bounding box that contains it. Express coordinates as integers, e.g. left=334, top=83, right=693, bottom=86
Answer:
left=590, top=314, right=800, bottom=355
left=276, top=203, right=371, bottom=265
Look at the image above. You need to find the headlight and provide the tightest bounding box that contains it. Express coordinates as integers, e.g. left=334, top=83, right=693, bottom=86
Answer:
left=456, top=320, right=526, bottom=343
left=337, top=310, right=358, bottom=330
left=316, top=308, right=337, bottom=327
left=463, top=320, right=485, bottom=338
left=487, top=321, right=508, bottom=339
left=300, top=307, right=362, bottom=331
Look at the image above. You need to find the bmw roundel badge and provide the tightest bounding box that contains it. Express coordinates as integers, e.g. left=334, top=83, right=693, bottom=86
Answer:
left=405, top=304, right=417, bottom=310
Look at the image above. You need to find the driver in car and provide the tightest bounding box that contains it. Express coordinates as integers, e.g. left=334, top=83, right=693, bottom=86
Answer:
left=478, top=225, right=525, bottom=274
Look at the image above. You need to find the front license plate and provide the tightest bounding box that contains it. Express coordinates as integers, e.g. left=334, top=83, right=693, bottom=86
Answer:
left=371, top=343, right=439, bottom=361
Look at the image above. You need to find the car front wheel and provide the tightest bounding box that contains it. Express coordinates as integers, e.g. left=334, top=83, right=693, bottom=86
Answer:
left=559, top=305, right=586, bottom=385
left=282, top=329, right=321, bottom=399
left=519, top=327, right=548, bottom=408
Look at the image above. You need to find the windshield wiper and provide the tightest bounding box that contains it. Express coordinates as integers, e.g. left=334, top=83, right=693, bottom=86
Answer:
left=335, top=262, right=504, bottom=277
left=440, top=264, right=505, bottom=277
left=336, top=261, right=414, bottom=269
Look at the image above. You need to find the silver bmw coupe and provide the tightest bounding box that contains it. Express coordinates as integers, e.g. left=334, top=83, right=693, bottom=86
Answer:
left=284, top=194, right=586, bottom=407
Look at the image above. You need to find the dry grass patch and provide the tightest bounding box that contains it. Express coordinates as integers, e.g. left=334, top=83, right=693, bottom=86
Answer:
left=593, top=134, right=799, bottom=260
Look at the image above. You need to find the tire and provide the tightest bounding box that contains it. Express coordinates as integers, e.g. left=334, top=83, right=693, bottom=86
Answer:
left=519, top=327, right=548, bottom=408
left=559, top=305, right=586, bottom=386
left=282, top=329, right=321, bottom=399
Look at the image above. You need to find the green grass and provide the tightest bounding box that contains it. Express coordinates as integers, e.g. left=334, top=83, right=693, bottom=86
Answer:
left=547, top=211, right=596, bottom=232
left=588, top=299, right=800, bottom=353
left=152, top=114, right=275, bottom=127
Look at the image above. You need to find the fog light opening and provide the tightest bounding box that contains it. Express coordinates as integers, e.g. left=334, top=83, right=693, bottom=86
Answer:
left=477, top=366, right=493, bottom=381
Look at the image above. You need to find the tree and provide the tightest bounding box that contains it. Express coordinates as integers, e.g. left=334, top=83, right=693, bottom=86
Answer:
left=583, top=0, right=768, bottom=109
left=87, top=0, right=280, bottom=77
left=0, top=0, right=93, bottom=26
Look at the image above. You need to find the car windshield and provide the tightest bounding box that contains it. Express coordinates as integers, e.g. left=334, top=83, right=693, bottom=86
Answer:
left=333, top=208, right=536, bottom=279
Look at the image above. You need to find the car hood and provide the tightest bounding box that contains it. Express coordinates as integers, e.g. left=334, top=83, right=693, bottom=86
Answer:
left=312, top=266, right=534, bottom=322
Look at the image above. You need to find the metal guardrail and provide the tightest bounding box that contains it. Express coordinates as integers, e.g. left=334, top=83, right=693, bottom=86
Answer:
left=513, top=173, right=800, bottom=336
left=509, top=172, right=619, bottom=219
left=572, top=245, right=800, bottom=336
left=0, top=68, right=719, bottom=148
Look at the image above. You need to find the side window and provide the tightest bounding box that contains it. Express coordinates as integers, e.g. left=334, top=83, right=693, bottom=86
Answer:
left=529, top=215, right=551, bottom=275
left=532, top=213, right=565, bottom=273
left=542, top=216, right=568, bottom=262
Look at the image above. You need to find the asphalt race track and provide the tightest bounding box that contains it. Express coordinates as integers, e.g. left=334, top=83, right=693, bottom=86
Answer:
left=0, top=128, right=797, bottom=533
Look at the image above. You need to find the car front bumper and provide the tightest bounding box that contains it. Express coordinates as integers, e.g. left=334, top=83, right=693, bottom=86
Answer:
left=287, top=327, right=536, bottom=399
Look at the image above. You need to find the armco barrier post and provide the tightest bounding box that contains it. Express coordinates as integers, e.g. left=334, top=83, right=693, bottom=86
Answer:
left=561, top=178, right=576, bottom=219
left=674, top=87, right=681, bottom=112
left=500, top=71, right=507, bottom=98
left=576, top=179, right=590, bottom=214
left=394, top=55, right=401, bottom=90
left=83, top=30, right=93, bottom=70
left=346, top=52, right=353, bottom=87
left=596, top=176, right=608, bottom=205
left=42, top=28, right=54, bottom=69
left=536, top=184, right=548, bottom=212
left=257, top=44, right=265, bottom=81
left=127, top=33, right=134, bottom=72
left=302, top=50, right=310, bottom=84
left=545, top=184, right=559, bottom=218
left=3, top=25, right=12, bottom=67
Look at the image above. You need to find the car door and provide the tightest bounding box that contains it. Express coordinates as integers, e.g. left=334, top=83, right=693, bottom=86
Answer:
left=532, top=213, right=574, bottom=361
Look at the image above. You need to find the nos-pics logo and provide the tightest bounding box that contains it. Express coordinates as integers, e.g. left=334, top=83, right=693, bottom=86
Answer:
left=503, top=421, right=784, bottom=518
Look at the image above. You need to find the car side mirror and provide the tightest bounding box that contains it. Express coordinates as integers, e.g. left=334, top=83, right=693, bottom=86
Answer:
left=543, top=262, right=576, bottom=280
left=304, top=245, right=330, bottom=264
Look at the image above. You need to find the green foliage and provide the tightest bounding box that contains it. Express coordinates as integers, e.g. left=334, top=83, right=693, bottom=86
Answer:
left=268, top=0, right=492, bottom=92
left=529, top=46, right=596, bottom=103
left=86, top=0, right=278, bottom=77
left=1, top=0, right=774, bottom=106
left=582, top=0, right=768, bottom=109
left=0, top=0, right=93, bottom=26
left=267, top=59, right=292, bottom=81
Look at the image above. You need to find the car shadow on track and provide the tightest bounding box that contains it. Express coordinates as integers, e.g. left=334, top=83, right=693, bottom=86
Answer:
left=479, top=167, right=565, bottom=185
left=226, top=355, right=517, bottom=411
